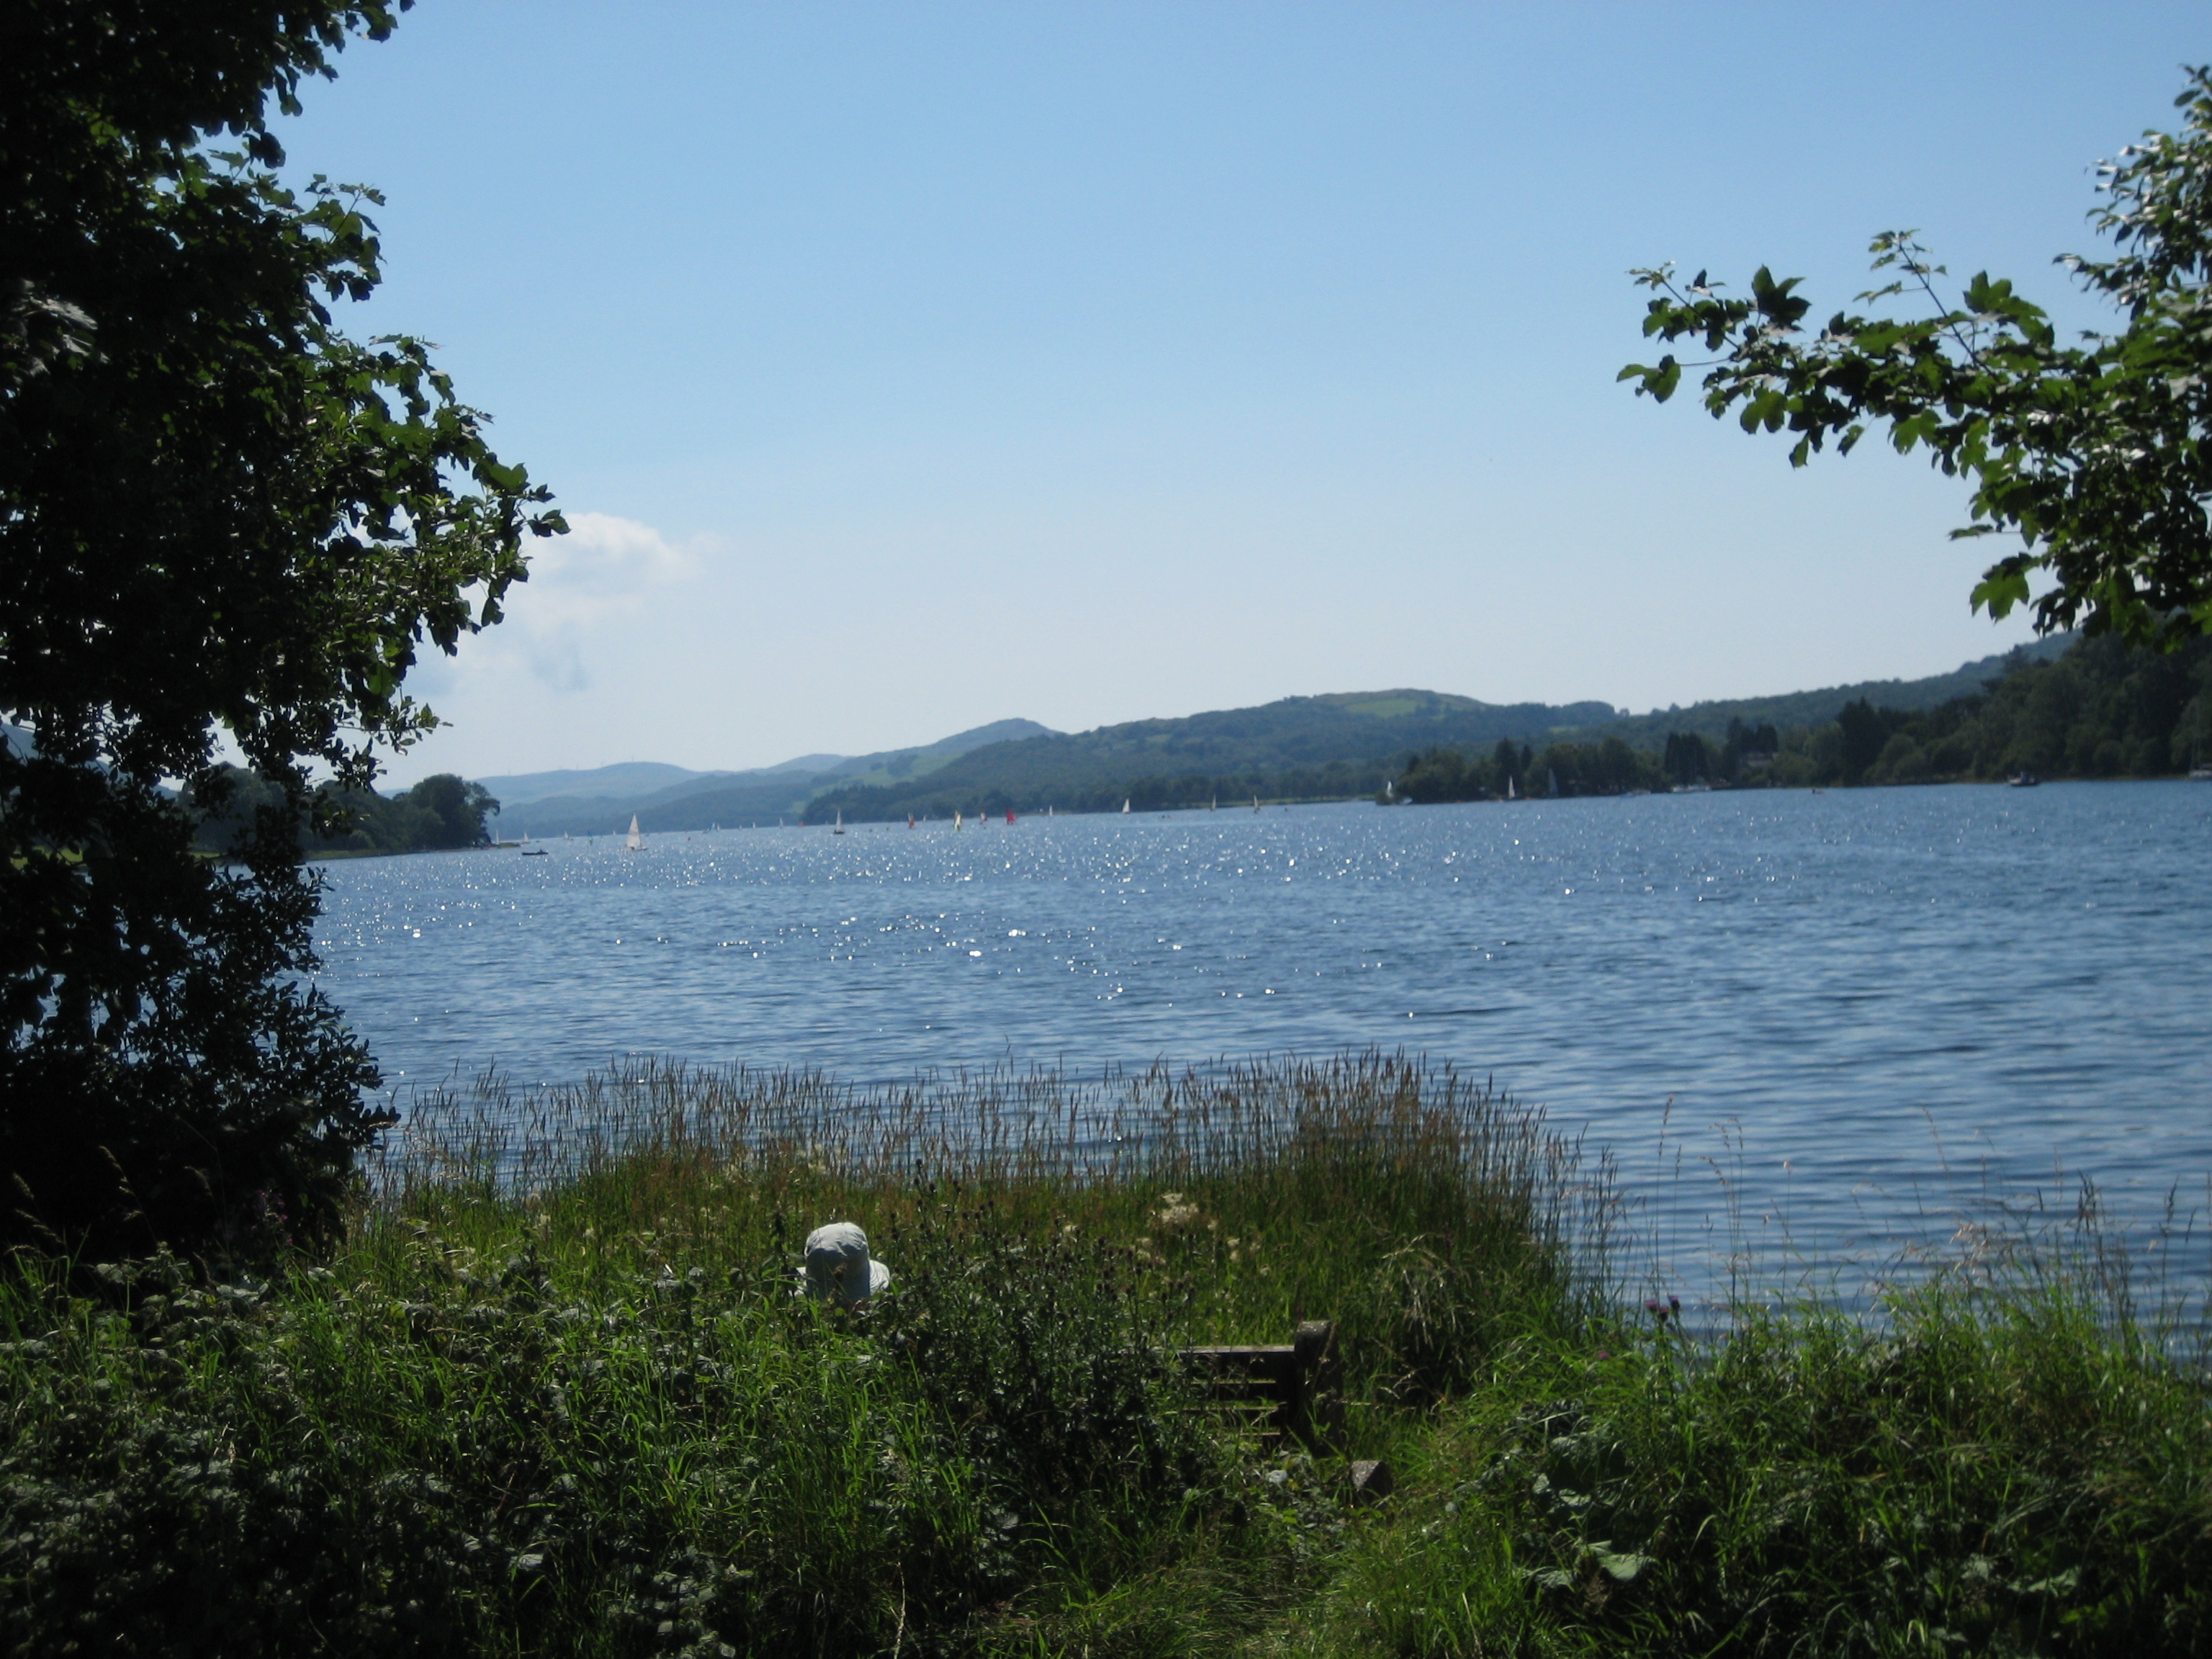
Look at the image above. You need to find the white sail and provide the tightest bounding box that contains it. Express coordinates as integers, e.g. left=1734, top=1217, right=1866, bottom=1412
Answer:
left=626, top=814, right=642, bottom=851
left=1121, top=799, right=1130, bottom=814
left=833, top=809, right=844, bottom=835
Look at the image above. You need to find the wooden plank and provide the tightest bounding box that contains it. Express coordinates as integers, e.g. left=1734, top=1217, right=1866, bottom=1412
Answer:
left=1174, top=1320, right=1339, bottom=1449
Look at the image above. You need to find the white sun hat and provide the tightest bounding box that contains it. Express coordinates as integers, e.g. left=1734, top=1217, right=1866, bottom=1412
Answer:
left=801, top=1221, right=891, bottom=1305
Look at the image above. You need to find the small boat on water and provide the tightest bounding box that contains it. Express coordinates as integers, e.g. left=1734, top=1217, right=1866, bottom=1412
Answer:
left=1006, top=809, right=1015, bottom=824
left=625, top=814, right=643, bottom=850
left=2190, top=765, right=2212, bottom=781
left=1121, top=799, right=1130, bottom=814
left=954, top=810, right=964, bottom=830
left=833, top=809, right=845, bottom=835
left=2009, top=772, right=2041, bottom=788
left=521, top=848, right=549, bottom=857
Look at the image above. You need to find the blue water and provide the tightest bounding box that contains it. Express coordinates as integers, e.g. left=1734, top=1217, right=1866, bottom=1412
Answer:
left=315, top=783, right=2212, bottom=1292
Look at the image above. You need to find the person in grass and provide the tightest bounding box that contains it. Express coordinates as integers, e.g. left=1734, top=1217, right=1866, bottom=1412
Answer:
left=801, top=1222, right=891, bottom=1305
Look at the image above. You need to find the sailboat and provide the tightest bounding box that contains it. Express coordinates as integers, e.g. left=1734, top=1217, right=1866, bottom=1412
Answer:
left=908, top=814, right=916, bottom=828
left=625, top=814, right=643, bottom=851
left=833, top=809, right=845, bottom=835
left=1210, top=795, right=1218, bottom=810
left=1506, top=775, right=1516, bottom=800
left=1048, top=804, right=1055, bottom=817
left=1121, top=799, right=1130, bottom=814
left=1252, top=795, right=1260, bottom=811
left=954, top=810, right=963, bottom=830
left=1006, top=809, right=1015, bottom=824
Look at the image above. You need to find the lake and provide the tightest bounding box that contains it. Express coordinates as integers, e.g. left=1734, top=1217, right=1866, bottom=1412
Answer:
left=315, top=782, right=2212, bottom=1298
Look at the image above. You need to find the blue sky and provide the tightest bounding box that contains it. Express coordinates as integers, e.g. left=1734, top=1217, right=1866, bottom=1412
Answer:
left=276, top=2, right=2209, bottom=781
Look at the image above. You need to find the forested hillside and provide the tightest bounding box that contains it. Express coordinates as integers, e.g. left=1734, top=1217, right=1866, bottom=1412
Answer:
left=206, top=636, right=2210, bottom=850
left=488, top=719, right=1057, bottom=836
left=1387, top=633, right=2212, bottom=801
left=1570, top=636, right=2074, bottom=750
left=801, top=691, right=1618, bottom=822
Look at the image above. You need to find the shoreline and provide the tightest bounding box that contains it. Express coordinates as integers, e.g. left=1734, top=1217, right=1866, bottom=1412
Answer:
left=9, top=1053, right=2206, bottom=1655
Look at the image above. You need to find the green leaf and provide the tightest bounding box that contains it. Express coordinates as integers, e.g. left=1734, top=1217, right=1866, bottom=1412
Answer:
left=1592, top=1544, right=1653, bottom=1583
left=1971, top=569, right=2033, bottom=618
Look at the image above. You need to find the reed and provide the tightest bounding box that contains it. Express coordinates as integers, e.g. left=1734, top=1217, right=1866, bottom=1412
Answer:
left=371, top=1051, right=1614, bottom=1395
left=6, top=1052, right=2205, bottom=1657
left=1, top=1050, right=1604, bottom=1656
left=1284, top=1198, right=2212, bottom=1658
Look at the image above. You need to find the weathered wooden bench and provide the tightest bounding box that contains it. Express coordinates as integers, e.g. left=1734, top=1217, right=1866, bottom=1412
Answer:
left=1176, top=1318, right=1344, bottom=1450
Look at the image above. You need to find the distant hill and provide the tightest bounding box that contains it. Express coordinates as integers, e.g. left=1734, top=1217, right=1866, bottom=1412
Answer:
left=472, top=638, right=2096, bottom=833
left=804, top=690, right=1622, bottom=822
left=1562, top=635, right=2077, bottom=749
left=475, top=761, right=749, bottom=809
left=491, top=719, right=1058, bottom=837
left=475, top=750, right=858, bottom=809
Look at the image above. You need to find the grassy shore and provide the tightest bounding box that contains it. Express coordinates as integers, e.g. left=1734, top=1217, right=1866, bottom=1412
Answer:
left=3, top=1054, right=2206, bottom=1656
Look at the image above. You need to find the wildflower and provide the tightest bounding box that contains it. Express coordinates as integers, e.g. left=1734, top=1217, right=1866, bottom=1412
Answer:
left=1151, top=1195, right=1200, bottom=1231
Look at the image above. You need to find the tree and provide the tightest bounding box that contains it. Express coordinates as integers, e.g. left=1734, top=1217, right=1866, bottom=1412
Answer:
left=1, top=3, right=562, bottom=1257
left=1622, top=68, right=2212, bottom=649
left=1663, top=731, right=1710, bottom=786
left=402, top=775, right=502, bottom=850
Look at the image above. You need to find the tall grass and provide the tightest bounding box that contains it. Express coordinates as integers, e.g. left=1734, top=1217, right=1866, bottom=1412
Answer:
left=1, top=1051, right=1604, bottom=1657
left=374, top=1051, right=1616, bottom=1399
left=1287, top=1187, right=2212, bottom=1658
left=6, top=1053, right=2206, bottom=1656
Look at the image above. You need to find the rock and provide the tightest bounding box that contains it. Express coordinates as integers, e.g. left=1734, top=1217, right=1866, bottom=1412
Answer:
left=1349, top=1458, right=1394, bottom=1505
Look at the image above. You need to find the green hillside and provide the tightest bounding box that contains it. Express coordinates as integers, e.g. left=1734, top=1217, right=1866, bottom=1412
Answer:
left=495, top=719, right=1057, bottom=836
left=1563, top=635, right=2075, bottom=749
left=476, top=633, right=2167, bottom=835
left=803, top=691, right=1620, bottom=822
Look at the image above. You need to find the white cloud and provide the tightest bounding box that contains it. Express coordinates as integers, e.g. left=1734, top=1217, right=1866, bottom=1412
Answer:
left=482, top=512, right=703, bottom=692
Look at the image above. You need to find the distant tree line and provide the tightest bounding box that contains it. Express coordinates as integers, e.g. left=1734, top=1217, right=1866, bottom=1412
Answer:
left=801, top=634, right=2212, bottom=824
left=1789, top=632, right=2212, bottom=786
left=802, top=758, right=1395, bottom=824
left=1385, top=634, right=2212, bottom=801
left=189, top=770, right=502, bottom=858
